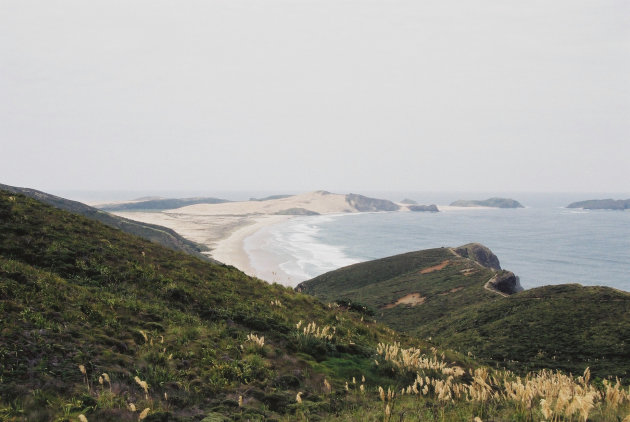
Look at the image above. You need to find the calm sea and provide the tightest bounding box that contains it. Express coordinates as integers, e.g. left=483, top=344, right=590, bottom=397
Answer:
left=245, top=193, right=630, bottom=290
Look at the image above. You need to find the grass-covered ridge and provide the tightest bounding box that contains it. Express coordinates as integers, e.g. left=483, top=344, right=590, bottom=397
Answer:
left=297, top=246, right=513, bottom=335
left=298, top=247, right=630, bottom=382
left=1, top=189, right=630, bottom=421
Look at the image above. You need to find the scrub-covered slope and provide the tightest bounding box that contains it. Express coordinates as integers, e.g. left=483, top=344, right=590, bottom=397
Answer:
left=298, top=245, right=630, bottom=380
left=420, top=283, right=630, bottom=379
left=297, top=245, right=519, bottom=334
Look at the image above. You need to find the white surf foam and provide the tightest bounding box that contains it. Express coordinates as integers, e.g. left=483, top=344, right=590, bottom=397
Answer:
left=267, top=216, right=361, bottom=281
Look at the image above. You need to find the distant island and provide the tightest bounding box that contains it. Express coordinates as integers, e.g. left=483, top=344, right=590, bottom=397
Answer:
left=567, top=199, right=630, bottom=210
left=400, top=198, right=417, bottom=205
left=450, top=197, right=524, bottom=208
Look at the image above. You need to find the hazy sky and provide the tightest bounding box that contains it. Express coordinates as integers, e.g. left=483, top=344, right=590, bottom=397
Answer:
left=1, top=0, right=629, bottom=193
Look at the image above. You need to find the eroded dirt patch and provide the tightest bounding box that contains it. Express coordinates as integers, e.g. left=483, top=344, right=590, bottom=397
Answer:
left=459, top=268, right=477, bottom=276
left=420, top=260, right=450, bottom=274
left=438, top=286, right=464, bottom=296
left=383, top=293, right=426, bottom=309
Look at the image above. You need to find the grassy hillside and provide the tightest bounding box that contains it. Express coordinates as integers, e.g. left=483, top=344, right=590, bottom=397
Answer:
left=420, top=284, right=630, bottom=379
left=297, top=247, right=514, bottom=335
left=0, top=183, right=214, bottom=263
left=298, top=249, right=630, bottom=382
left=2, top=189, right=629, bottom=421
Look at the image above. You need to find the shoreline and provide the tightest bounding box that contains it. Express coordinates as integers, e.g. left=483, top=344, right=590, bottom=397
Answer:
left=210, top=215, right=295, bottom=284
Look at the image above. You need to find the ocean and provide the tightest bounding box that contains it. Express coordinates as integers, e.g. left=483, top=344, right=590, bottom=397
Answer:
left=244, top=194, right=630, bottom=290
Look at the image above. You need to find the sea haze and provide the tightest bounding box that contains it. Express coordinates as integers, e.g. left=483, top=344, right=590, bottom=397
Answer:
left=246, top=199, right=630, bottom=290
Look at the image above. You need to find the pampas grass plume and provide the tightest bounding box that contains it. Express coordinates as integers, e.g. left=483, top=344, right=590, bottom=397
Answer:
left=138, top=408, right=150, bottom=420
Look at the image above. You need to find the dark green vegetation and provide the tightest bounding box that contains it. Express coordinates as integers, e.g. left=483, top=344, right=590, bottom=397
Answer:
left=274, top=208, right=320, bottom=216
left=249, top=195, right=293, bottom=202
left=567, top=199, right=630, bottom=210
left=0, top=183, right=214, bottom=263
left=408, top=205, right=439, bottom=212
left=98, top=197, right=230, bottom=212
left=299, top=247, right=630, bottom=382
left=449, top=198, right=524, bottom=208
left=421, top=284, right=630, bottom=379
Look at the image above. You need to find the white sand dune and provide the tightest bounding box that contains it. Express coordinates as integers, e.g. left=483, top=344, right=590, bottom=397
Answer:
left=171, top=190, right=356, bottom=216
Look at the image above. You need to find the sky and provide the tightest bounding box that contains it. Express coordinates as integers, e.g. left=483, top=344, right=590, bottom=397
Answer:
left=1, top=0, right=629, bottom=194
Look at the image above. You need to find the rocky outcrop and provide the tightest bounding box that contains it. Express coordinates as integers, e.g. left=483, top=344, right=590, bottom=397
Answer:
left=453, top=243, right=501, bottom=270
left=345, top=193, right=400, bottom=212
left=567, top=199, right=630, bottom=210
left=486, top=271, right=524, bottom=295
left=450, top=198, right=524, bottom=208
left=408, top=204, right=439, bottom=212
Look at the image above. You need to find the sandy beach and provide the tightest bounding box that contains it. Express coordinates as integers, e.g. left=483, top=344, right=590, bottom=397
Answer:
left=210, top=215, right=294, bottom=282
left=109, top=209, right=296, bottom=282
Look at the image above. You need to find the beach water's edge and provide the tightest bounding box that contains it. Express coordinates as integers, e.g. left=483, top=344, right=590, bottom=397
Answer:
left=211, top=215, right=295, bottom=284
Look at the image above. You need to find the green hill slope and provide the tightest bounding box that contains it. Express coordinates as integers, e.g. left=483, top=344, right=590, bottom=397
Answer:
left=298, top=247, right=630, bottom=381
left=0, top=183, right=214, bottom=263
left=297, top=245, right=520, bottom=335
left=421, top=284, right=630, bottom=378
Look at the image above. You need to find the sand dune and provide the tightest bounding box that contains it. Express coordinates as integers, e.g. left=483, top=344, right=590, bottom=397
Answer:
left=171, top=190, right=356, bottom=216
